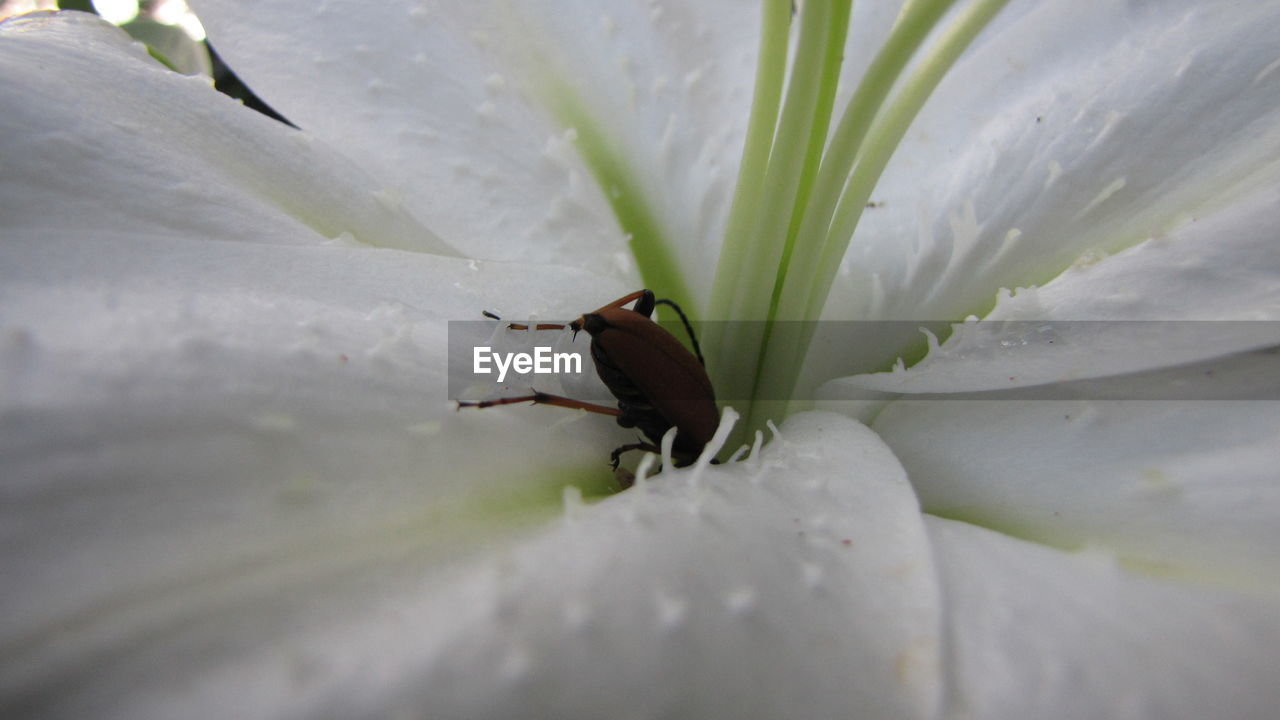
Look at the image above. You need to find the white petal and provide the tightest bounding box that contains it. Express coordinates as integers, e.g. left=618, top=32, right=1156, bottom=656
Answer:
left=4, top=412, right=944, bottom=719
left=0, top=220, right=637, bottom=710
left=849, top=0, right=1280, bottom=324
left=832, top=178, right=1280, bottom=396
left=983, top=180, right=1280, bottom=322
left=871, top=398, right=1280, bottom=589
left=368, top=414, right=940, bottom=720
left=194, top=0, right=762, bottom=294
left=0, top=12, right=449, bottom=254
left=928, top=517, right=1280, bottom=720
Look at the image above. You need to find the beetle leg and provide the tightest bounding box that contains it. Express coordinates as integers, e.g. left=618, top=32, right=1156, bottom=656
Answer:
left=504, top=322, right=569, bottom=331
left=610, top=442, right=661, bottom=470
left=480, top=310, right=570, bottom=332
left=598, top=291, right=707, bottom=367
left=597, top=290, right=651, bottom=313
left=457, top=392, right=621, bottom=417
left=631, top=290, right=657, bottom=317
left=497, top=290, right=651, bottom=321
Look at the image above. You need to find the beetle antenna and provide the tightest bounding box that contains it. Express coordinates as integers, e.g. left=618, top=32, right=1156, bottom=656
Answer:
left=481, top=310, right=501, bottom=320
left=654, top=298, right=706, bottom=367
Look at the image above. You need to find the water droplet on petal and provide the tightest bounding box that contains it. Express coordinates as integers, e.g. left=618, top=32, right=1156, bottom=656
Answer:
left=654, top=591, right=688, bottom=631
left=724, top=587, right=757, bottom=617
left=802, top=562, right=825, bottom=591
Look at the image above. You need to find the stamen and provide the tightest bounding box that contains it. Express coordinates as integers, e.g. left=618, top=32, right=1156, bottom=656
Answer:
left=659, top=426, right=677, bottom=470
left=634, top=452, right=659, bottom=487
left=696, top=406, right=740, bottom=469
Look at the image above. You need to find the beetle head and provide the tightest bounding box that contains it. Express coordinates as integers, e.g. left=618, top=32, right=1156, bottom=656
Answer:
left=574, top=313, right=613, bottom=338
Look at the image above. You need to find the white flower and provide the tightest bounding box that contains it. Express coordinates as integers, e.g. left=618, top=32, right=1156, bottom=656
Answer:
left=2, top=1, right=1279, bottom=718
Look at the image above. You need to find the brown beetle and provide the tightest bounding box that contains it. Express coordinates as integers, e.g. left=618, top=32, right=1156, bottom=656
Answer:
left=458, top=290, right=719, bottom=471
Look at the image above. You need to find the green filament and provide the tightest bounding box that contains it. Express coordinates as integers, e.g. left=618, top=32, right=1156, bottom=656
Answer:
left=708, top=0, right=1012, bottom=439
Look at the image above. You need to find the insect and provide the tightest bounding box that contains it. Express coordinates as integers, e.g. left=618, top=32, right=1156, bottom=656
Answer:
left=457, top=290, right=719, bottom=473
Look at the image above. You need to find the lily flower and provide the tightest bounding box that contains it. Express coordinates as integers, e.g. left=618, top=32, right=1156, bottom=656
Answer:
left=2, top=1, right=1279, bottom=718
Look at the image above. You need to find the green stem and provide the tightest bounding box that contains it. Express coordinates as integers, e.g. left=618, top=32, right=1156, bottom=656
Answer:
left=745, top=0, right=959, bottom=426
left=777, top=0, right=958, bottom=323
left=751, top=0, right=1012, bottom=433
left=810, top=0, right=1014, bottom=321
left=707, top=0, right=793, bottom=325
left=711, top=0, right=1015, bottom=442
left=708, top=0, right=852, bottom=432
left=770, top=0, right=853, bottom=316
